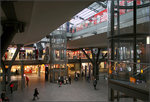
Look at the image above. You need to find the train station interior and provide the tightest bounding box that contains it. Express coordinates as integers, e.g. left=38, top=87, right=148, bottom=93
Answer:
left=0, top=0, right=150, bottom=102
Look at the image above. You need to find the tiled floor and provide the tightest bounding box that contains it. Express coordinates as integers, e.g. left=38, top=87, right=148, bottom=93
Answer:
left=7, top=74, right=108, bottom=102
left=5, top=73, right=145, bottom=102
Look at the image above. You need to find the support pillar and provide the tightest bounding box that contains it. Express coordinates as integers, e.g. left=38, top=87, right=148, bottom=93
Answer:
left=79, top=57, right=82, bottom=74
left=7, top=44, right=21, bottom=82
left=117, top=91, right=120, bottom=102
left=133, top=98, right=137, bottom=102
left=1, top=20, right=24, bottom=59
left=109, top=88, right=114, bottom=102
left=52, top=64, right=55, bottom=82
left=91, top=48, right=96, bottom=78
left=91, top=48, right=100, bottom=80
left=110, top=0, right=115, bottom=68
left=1, top=60, right=6, bottom=91
left=38, top=65, right=41, bottom=77
left=1, top=23, right=16, bottom=58
left=21, top=61, right=25, bottom=90
left=89, top=64, right=91, bottom=79
left=53, top=70, right=55, bottom=82
left=50, top=65, right=52, bottom=82
left=133, top=0, right=137, bottom=74
left=82, top=48, right=101, bottom=80
left=66, top=66, right=68, bottom=77
left=59, top=67, right=61, bottom=77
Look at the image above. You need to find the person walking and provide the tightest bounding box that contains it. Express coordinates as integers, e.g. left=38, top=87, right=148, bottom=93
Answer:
left=68, top=75, right=71, bottom=84
left=74, top=72, right=77, bottom=80
left=15, top=69, right=18, bottom=75
left=26, top=76, right=29, bottom=87
left=93, top=78, right=97, bottom=90
left=1, top=91, right=9, bottom=102
left=81, top=71, right=84, bottom=77
left=10, top=82, right=14, bottom=94
left=1, top=91, right=6, bottom=102
left=4, top=52, right=7, bottom=60
left=66, top=76, right=68, bottom=84
left=75, top=73, right=78, bottom=81
left=58, top=76, right=62, bottom=87
left=64, top=76, right=66, bottom=85
left=33, top=88, right=39, bottom=100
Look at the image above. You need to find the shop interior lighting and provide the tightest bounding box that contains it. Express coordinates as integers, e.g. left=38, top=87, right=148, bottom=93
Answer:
left=146, top=36, right=150, bottom=44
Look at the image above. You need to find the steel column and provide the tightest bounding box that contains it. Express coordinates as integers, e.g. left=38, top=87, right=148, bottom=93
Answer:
left=38, top=65, right=41, bottom=77
left=110, top=0, right=115, bottom=70
left=133, top=0, right=137, bottom=74
left=7, top=44, right=22, bottom=82
left=0, top=60, right=6, bottom=91
left=81, top=49, right=93, bottom=64
left=21, top=61, right=25, bottom=90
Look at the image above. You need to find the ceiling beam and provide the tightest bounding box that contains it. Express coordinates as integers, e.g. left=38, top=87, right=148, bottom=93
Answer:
left=96, top=1, right=107, bottom=8
left=87, top=7, right=99, bottom=13
left=1, top=1, right=17, bottom=20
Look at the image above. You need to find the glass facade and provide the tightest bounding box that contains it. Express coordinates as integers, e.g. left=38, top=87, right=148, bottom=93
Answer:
left=107, top=0, right=150, bottom=101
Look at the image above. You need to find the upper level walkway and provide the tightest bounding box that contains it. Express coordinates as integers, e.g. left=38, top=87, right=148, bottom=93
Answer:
left=4, top=58, right=107, bottom=65
left=67, top=6, right=150, bottom=48
left=4, top=60, right=48, bottom=65
left=69, top=6, right=150, bottom=40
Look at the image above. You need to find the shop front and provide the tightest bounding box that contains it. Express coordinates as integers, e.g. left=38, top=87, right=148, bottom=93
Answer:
left=6, top=47, right=36, bottom=60
left=100, top=61, right=108, bottom=72
left=81, top=63, right=93, bottom=77
left=11, top=65, right=21, bottom=75
left=24, top=65, right=45, bottom=74
left=5, top=65, right=46, bottom=75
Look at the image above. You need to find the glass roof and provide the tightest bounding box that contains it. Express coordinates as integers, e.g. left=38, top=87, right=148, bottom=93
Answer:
left=69, top=2, right=106, bottom=26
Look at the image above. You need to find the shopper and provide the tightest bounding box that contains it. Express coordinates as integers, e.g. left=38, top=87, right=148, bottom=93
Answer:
left=1, top=91, right=9, bottom=102
left=68, top=75, right=71, bottom=84
left=86, top=75, right=90, bottom=83
left=66, top=76, right=68, bottom=84
left=1, top=91, right=6, bottom=101
left=60, top=76, right=64, bottom=84
left=15, top=69, right=18, bottom=75
left=58, top=76, right=61, bottom=87
left=93, top=78, right=97, bottom=90
left=64, top=76, right=66, bottom=85
left=10, top=82, right=14, bottom=94
left=75, top=73, right=78, bottom=81
left=4, top=52, right=7, bottom=60
left=74, top=72, right=77, bottom=79
left=26, top=76, right=29, bottom=87
left=33, top=88, right=39, bottom=100
left=81, top=71, right=84, bottom=77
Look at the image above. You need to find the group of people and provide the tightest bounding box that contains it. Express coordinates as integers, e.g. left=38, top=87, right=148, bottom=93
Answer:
left=58, top=75, right=71, bottom=87
left=26, top=52, right=35, bottom=59
left=18, top=49, right=39, bottom=60
left=0, top=81, right=15, bottom=101
left=0, top=86, right=39, bottom=102
left=0, top=74, right=38, bottom=102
